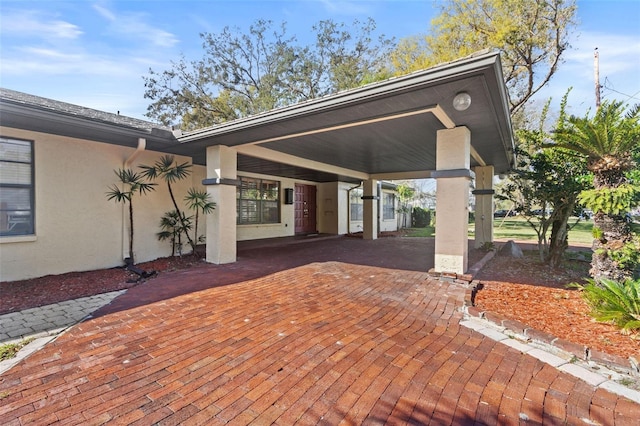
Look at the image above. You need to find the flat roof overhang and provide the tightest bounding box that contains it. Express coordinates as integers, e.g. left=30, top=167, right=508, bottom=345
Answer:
left=168, top=50, right=515, bottom=183
left=0, top=51, right=514, bottom=184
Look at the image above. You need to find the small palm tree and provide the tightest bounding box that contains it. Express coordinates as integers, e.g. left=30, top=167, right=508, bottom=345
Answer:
left=185, top=188, right=216, bottom=256
left=157, top=210, right=192, bottom=257
left=106, top=168, right=156, bottom=263
left=140, top=155, right=198, bottom=253
left=554, top=99, right=640, bottom=281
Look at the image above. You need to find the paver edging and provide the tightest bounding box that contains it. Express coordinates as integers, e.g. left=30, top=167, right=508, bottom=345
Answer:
left=464, top=280, right=640, bottom=379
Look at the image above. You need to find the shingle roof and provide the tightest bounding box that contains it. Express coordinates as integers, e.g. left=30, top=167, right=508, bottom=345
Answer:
left=0, top=87, right=170, bottom=133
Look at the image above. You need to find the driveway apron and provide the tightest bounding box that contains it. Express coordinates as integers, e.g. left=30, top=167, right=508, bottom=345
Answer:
left=1, top=239, right=639, bottom=425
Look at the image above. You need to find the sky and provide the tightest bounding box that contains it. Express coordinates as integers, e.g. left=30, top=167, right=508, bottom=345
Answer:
left=1, top=0, right=639, bottom=122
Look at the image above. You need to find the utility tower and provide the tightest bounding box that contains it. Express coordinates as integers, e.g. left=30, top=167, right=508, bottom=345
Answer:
left=594, top=47, right=601, bottom=108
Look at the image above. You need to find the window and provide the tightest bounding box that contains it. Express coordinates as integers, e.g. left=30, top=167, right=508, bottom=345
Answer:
left=350, top=188, right=363, bottom=221
left=237, top=177, right=280, bottom=224
left=1, top=138, right=34, bottom=236
left=383, top=192, right=396, bottom=220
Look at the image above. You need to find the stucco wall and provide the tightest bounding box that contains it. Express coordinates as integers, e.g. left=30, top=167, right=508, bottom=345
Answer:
left=0, top=127, right=204, bottom=282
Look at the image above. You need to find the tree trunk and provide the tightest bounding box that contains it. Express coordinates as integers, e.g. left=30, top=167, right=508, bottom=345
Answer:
left=128, top=199, right=135, bottom=263
left=589, top=168, right=633, bottom=282
left=547, top=201, right=573, bottom=268
left=591, top=212, right=632, bottom=282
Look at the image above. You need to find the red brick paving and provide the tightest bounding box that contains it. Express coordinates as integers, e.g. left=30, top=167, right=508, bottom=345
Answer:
left=1, top=238, right=639, bottom=424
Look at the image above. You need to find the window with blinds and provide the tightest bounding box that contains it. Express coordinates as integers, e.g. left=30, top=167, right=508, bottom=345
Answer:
left=236, top=176, right=280, bottom=224
left=1, top=137, right=34, bottom=236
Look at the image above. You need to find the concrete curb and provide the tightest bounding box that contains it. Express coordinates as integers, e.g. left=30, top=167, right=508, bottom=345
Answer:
left=460, top=316, right=640, bottom=403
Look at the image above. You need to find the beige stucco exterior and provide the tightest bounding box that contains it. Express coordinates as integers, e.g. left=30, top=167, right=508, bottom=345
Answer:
left=0, top=126, right=204, bottom=282
left=0, top=127, right=398, bottom=282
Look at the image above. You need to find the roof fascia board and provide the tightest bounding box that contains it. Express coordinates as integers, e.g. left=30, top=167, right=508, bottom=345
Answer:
left=0, top=101, right=176, bottom=146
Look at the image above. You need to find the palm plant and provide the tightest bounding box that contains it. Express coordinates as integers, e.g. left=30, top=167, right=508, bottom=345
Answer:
left=157, top=210, right=192, bottom=257
left=140, top=155, right=198, bottom=253
left=106, top=168, right=156, bottom=263
left=185, top=188, right=216, bottom=255
left=554, top=99, right=640, bottom=281
left=576, top=278, right=640, bottom=334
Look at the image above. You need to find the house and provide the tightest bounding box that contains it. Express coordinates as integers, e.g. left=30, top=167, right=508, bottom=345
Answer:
left=0, top=50, right=514, bottom=282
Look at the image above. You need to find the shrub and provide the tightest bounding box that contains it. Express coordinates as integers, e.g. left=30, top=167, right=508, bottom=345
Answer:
left=412, top=207, right=431, bottom=228
left=575, top=278, right=640, bottom=334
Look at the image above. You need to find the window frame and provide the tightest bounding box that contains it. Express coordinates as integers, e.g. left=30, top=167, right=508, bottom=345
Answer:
left=236, top=176, right=281, bottom=225
left=0, top=137, right=35, bottom=237
left=383, top=192, right=396, bottom=220
left=350, top=188, right=363, bottom=222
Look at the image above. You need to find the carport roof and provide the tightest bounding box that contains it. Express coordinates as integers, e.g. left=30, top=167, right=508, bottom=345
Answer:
left=0, top=50, right=514, bottom=183
left=167, top=50, right=515, bottom=183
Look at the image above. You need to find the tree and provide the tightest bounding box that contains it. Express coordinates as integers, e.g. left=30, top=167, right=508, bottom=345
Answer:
left=185, top=188, right=216, bottom=254
left=144, top=19, right=393, bottom=129
left=553, top=100, right=640, bottom=281
left=140, top=155, right=197, bottom=254
left=157, top=210, right=192, bottom=257
left=388, top=0, right=577, bottom=114
left=106, top=168, right=156, bottom=263
left=499, top=116, right=588, bottom=265
left=395, top=183, right=416, bottom=229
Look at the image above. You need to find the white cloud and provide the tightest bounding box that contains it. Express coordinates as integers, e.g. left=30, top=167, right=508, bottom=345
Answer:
left=0, top=10, right=83, bottom=39
left=92, top=3, right=179, bottom=48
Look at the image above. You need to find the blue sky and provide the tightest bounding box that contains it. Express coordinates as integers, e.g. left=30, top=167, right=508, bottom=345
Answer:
left=1, top=0, right=639, bottom=121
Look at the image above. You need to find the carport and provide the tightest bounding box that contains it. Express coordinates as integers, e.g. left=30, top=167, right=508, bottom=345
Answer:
left=166, top=50, right=515, bottom=275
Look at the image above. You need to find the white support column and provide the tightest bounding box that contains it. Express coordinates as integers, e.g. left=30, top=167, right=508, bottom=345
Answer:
left=473, top=165, right=494, bottom=249
left=434, top=127, right=472, bottom=274
left=204, top=145, right=238, bottom=264
left=362, top=179, right=378, bottom=240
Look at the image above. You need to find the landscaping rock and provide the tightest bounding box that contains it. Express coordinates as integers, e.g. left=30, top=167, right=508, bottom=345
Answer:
left=499, top=240, right=524, bottom=258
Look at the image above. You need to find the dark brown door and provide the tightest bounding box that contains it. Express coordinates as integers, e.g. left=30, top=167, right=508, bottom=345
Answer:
left=294, top=184, right=317, bottom=234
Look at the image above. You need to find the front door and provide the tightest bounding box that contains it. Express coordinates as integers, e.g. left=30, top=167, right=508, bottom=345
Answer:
left=294, top=184, right=317, bottom=234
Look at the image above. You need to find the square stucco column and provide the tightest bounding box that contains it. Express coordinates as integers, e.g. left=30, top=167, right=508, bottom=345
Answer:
left=473, top=165, right=494, bottom=249
left=434, top=127, right=472, bottom=274
left=204, top=145, right=238, bottom=264
left=362, top=179, right=378, bottom=240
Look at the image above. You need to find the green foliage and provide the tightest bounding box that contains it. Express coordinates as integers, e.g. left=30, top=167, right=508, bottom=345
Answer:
left=141, top=155, right=197, bottom=254
left=0, top=338, right=34, bottom=361
left=553, top=101, right=640, bottom=170
left=140, top=155, right=192, bottom=184
left=389, top=0, right=577, bottom=114
left=412, top=207, right=431, bottom=228
left=158, top=210, right=192, bottom=257
left=607, top=237, right=640, bottom=272
left=144, top=18, right=393, bottom=128
left=497, top=96, right=588, bottom=265
left=106, top=168, right=156, bottom=263
left=576, top=278, right=640, bottom=333
left=578, top=184, right=640, bottom=215
left=185, top=188, right=216, bottom=247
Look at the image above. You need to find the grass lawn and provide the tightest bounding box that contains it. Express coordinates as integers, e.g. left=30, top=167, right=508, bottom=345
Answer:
left=487, top=217, right=594, bottom=245
left=403, top=217, right=595, bottom=246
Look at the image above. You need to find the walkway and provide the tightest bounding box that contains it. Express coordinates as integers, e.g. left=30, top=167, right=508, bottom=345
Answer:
left=1, top=238, right=639, bottom=424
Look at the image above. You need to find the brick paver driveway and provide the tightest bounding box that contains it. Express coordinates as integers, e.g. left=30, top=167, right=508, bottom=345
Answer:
left=1, top=238, right=639, bottom=424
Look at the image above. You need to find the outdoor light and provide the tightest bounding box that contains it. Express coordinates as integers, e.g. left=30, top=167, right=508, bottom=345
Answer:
left=453, top=92, right=471, bottom=111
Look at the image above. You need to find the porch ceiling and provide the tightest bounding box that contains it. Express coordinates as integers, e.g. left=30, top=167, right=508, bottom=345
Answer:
left=168, top=50, right=515, bottom=182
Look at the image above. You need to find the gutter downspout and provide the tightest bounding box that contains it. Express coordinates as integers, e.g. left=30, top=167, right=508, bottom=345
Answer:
left=346, top=182, right=362, bottom=235
left=121, top=138, right=147, bottom=261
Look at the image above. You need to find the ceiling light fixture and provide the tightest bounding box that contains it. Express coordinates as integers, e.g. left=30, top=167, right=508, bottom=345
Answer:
left=453, top=92, right=471, bottom=111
